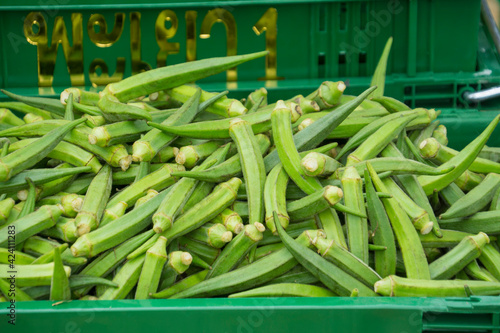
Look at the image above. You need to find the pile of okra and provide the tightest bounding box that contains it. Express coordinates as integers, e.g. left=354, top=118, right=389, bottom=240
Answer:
left=1, top=48, right=500, bottom=301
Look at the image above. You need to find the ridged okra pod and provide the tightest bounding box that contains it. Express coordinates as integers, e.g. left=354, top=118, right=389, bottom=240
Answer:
left=206, top=222, right=265, bottom=279
left=375, top=275, right=500, bottom=297
left=341, top=167, right=369, bottom=264
left=306, top=81, right=345, bottom=109
left=175, top=141, right=223, bottom=169
left=0, top=262, right=71, bottom=287
left=440, top=173, right=500, bottom=220
left=135, top=236, right=168, bottom=299
left=99, top=254, right=146, bottom=300
left=106, top=163, right=184, bottom=208
left=229, top=283, right=335, bottom=298
left=229, top=118, right=266, bottom=224
left=428, top=232, right=489, bottom=280
left=418, top=115, right=499, bottom=195
left=301, top=152, right=342, bottom=177
left=0, top=118, right=86, bottom=181
left=367, top=163, right=430, bottom=279
left=263, top=164, right=289, bottom=234
left=100, top=201, right=128, bottom=227
left=313, top=237, right=381, bottom=287
left=50, top=247, right=71, bottom=300
left=0, top=205, right=63, bottom=247
left=211, top=208, right=244, bottom=234
left=437, top=211, right=500, bottom=234
left=75, top=165, right=113, bottom=235
left=71, top=190, right=169, bottom=258
left=0, top=198, right=15, bottom=225
left=186, top=223, right=233, bottom=249
left=287, top=186, right=343, bottom=221
left=364, top=169, right=396, bottom=277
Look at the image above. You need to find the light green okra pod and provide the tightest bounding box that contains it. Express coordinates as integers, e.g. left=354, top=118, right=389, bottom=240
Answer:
left=99, top=254, right=146, bottom=300
left=287, top=186, right=344, bottom=221
left=0, top=262, right=71, bottom=287
left=263, top=164, right=290, bottom=234
left=135, top=236, right=168, bottom=299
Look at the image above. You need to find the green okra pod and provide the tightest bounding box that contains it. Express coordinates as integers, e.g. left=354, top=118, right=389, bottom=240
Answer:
left=106, top=163, right=183, bottom=208
left=0, top=205, right=63, bottom=247
left=369, top=37, right=392, bottom=98
left=97, top=94, right=152, bottom=122
left=0, top=118, right=86, bottom=181
left=0, top=248, right=35, bottom=265
left=100, top=201, right=128, bottom=227
left=301, top=152, right=342, bottom=177
left=342, top=167, right=369, bottom=264
left=479, top=244, right=500, bottom=281
left=260, top=220, right=318, bottom=246
left=135, top=236, right=168, bottom=299
left=229, top=283, right=335, bottom=298
left=102, top=51, right=266, bottom=102
left=264, top=164, right=290, bottom=234
left=211, top=208, right=244, bottom=234
left=371, top=96, right=410, bottom=113
left=206, top=222, right=264, bottom=279
left=0, top=262, right=70, bottom=287
left=75, top=165, right=113, bottom=235
left=454, top=170, right=484, bottom=191
left=134, top=189, right=158, bottom=208
left=313, top=237, right=381, bottom=287
left=229, top=118, right=266, bottom=224
left=1, top=90, right=65, bottom=117
left=175, top=141, right=223, bottom=169
left=41, top=217, right=78, bottom=243
left=17, top=178, right=36, bottom=220
left=440, top=173, right=500, bottom=220
left=375, top=275, right=500, bottom=297
left=168, top=85, right=246, bottom=118
left=346, top=114, right=417, bottom=165
left=152, top=270, right=209, bottom=299
left=0, top=108, right=25, bottom=127
left=0, top=101, right=52, bottom=120
left=418, top=115, right=500, bottom=195
left=464, top=260, right=498, bottom=282
left=429, top=232, right=490, bottom=280
left=71, top=189, right=169, bottom=258
left=49, top=247, right=71, bottom=300
left=439, top=182, right=465, bottom=206
left=186, top=223, right=233, bottom=249
left=245, top=88, right=268, bottom=110
left=274, top=213, right=377, bottom=296
left=367, top=163, right=430, bottom=279
left=0, top=278, right=34, bottom=301
left=306, top=81, right=346, bottom=109
left=0, top=198, right=15, bottom=225
left=438, top=210, right=500, bottom=234
left=287, top=186, right=343, bottom=221
left=364, top=169, right=396, bottom=277
left=432, top=124, right=448, bottom=146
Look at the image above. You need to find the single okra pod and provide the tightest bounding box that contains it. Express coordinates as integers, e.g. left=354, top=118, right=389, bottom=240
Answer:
left=131, top=88, right=202, bottom=162
left=178, top=237, right=220, bottom=265
left=211, top=208, right=244, bottom=234
left=479, top=244, right=500, bottom=281
left=464, top=260, right=499, bottom=282
left=432, top=124, right=448, bottom=145
left=440, top=173, right=500, bottom=220
left=30, top=243, right=68, bottom=265
left=375, top=275, right=500, bottom=297
left=291, top=95, right=320, bottom=114
left=175, top=141, right=223, bottom=169
left=0, top=205, right=63, bottom=247
left=364, top=169, right=396, bottom=277
left=99, top=254, right=146, bottom=300
left=229, top=283, right=335, bottom=298
left=23, top=113, right=44, bottom=124
left=0, top=278, right=33, bottom=301
left=49, top=247, right=71, bottom=301
left=369, top=36, right=392, bottom=97
left=186, top=223, right=233, bottom=249
left=17, top=177, right=36, bottom=220
left=287, top=186, right=343, bottom=221
left=41, top=217, right=78, bottom=243
left=106, top=163, right=184, bottom=208
left=75, top=165, right=113, bottom=236
left=0, top=198, right=15, bottom=225
left=0, top=108, right=25, bottom=127
left=245, top=88, right=268, bottom=110
left=265, top=266, right=318, bottom=285
left=371, top=96, right=410, bottom=113
left=382, top=178, right=434, bottom=235
left=135, top=236, right=168, bottom=299
left=170, top=230, right=325, bottom=298
left=0, top=118, right=86, bottom=181
left=346, top=114, right=417, bottom=165
left=71, top=189, right=169, bottom=258
left=134, top=189, right=158, bottom=208
left=168, top=85, right=246, bottom=118
left=0, top=262, right=71, bottom=287
left=337, top=109, right=436, bottom=159
left=260, top=219, right=317, bottom=246
left=438, top=210, right=500, bottom=234
left=341, top=167, right=369, bottom=264
left=229, top=118, right=266, bottom=224
left=301, top=152, right=342, bottom=177
left=63, top=93, right=75, bottom=121
left=171, top=134, right=270, bottom=183
left=264, top=165, right=290, bottom=234
left=306, top=81, right=346, bottom=109
left=152, top=144, right=230, bottom=233
left=429, top=232, right=490, bottom=280
left=206, top=222, right=265, bottom=279
left=313, top=237, right=381, bottom=287
left=0, top=101, right=52, bottom=120
left=454, top=170, right=484, bottom=191
left=60, top=88, right=99, bottom=106
left=439, top=182, right=465, bottom=206
left=0, top=248, right=35, bottom=265
left=8, top=139, right=102, bottom=174
left=275, top=213, right=377, bottom=296
left=418, top=115, right=500, bottom=195
left=367, top=163, right=430, bottom=279
left=100, top=201, right=128, bottom=227
left=151, top=146, right=178, bottom=163
left=97, top=94, right=152, bottom=122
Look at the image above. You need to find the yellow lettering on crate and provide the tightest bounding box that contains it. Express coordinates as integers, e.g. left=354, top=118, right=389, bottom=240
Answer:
left=24, top=12, right=84, bottom=87
left=87, top=13, right=126, bottom=87
left=130, top=12, right=152, bottom=75
left=156, top=10, right=180, bottom=67
left=200, top=9, right=237, bottom=81
left=185, top=10, right=197, bottom=62
left=253, top=8, right=282, bottom=81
